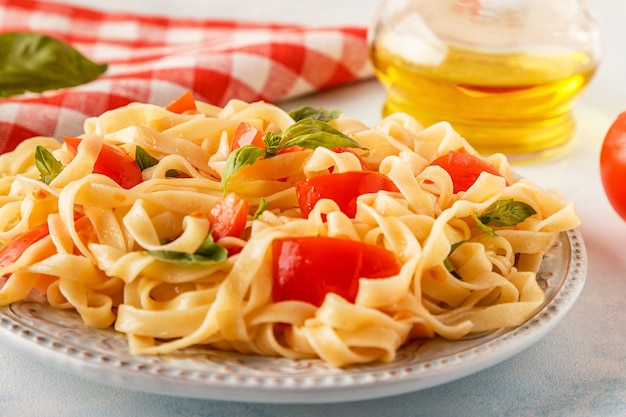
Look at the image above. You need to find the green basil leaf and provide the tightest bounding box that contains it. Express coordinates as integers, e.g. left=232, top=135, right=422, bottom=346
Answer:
left=145, top=234, right=227, bottom=266
left=145, top=249, right=227, bottom=266
left=221, top=118, right=365, bottom=191
left=279, top=118, right=365, bottom=151
left=221, top=145, right=266, bottom=191
left=472, top=199, right=537, bottom=237
left=165, top=169, right=183, bottom=178
left=478, top=199, right=537, bottom=227
left=262, top=131, right=282, bottom=157
left=289, top=106, right=342, bottom=122
left=135, top=146, right=159, bottom=171
left=35, top=145, right=64, bottom=184
left=472, top=212, right=498, bottom=237
left=196, top=233, right=228, bottom=259
left=444, top=240, right=466, bottom=273
left=254, top=197, right=268, bottom=219
left=0, top=32, right=108, bottom=97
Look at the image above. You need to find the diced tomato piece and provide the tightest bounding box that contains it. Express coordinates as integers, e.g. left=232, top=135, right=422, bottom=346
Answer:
left=272, top=236, right=401, bottom=306
left=0, top=216, right=92, bottom=298
left=428, top=149, right=502, bottom=193
left=0, top=222, right=50, bottom=268
left=165, top=90, right=197, bottom=114
left=63, top=137, right=143, bottom=189
left=294, top=171, right=399, bottom=218
left=230, top=122, right=265, bottom=152
left=208, top=193, right=250, bottom=241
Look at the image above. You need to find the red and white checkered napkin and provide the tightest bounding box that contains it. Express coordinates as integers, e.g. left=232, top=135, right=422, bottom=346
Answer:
left=0, top=0, right=373, bottom=154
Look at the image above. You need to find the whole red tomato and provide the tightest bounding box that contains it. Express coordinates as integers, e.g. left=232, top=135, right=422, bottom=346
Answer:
left=600, top=112, right=626, bottom=221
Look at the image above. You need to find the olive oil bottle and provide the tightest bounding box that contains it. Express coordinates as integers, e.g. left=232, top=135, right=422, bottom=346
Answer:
left=369, top=0, right=602, bottom=159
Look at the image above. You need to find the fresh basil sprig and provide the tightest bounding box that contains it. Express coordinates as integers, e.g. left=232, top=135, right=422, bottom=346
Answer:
left=279, top=118, right=361, bottom=151
left=0, top=32, right=108, bottom=97
left=221, top=117, right=365, bottom=191
left=289, top=106, right=342, bottom=122
left=145, top=233, right=227, bottom=266
left=446, top=199, right=536, bottom=276
left=35, top=145, right=64, bottom=184
left=472, top=199, right=537, bottom=236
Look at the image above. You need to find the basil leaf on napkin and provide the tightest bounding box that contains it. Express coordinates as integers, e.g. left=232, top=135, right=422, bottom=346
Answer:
left=0, top=32, right=108, bottom=97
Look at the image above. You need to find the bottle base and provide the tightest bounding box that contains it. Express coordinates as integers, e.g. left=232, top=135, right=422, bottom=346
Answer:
left=381, top=100, right=576, bottom=161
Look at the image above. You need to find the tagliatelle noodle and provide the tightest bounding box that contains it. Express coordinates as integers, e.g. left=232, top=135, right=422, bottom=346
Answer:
left=0, top=98, right=581, bottom=367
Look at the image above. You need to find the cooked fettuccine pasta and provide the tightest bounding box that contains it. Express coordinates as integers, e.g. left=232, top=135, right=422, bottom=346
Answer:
left=0, top=94, right=580, bottom=367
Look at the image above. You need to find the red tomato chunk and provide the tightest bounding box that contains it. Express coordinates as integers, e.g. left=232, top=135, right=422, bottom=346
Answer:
left=271, top=236, right=401, bottom=306
left=429, top=149, right=502, bottom=193
left=295, top=171, right=399, bottom=218
left=0, top=223, right=50, bottom=268
left=208, top=193, right=249, bottom=241
left=230, top=122, right=265, bottom=152
left=63, top=137, right=143, bottom=189
left=165, top=90, right=197, bottom=114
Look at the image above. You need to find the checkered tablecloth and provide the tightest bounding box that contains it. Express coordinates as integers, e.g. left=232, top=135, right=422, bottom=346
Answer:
left=0, top=0, right=373, bottom=154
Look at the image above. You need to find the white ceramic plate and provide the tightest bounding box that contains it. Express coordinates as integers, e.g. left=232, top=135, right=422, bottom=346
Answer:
left=0, top=229, right=586, bottom=404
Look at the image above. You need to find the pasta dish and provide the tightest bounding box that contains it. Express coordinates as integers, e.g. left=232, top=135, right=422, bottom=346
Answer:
left=0, top=93, right=580, bottom=367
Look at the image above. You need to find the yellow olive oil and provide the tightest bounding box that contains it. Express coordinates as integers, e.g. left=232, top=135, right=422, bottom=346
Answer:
left=370, top=44, right=598, bottom=158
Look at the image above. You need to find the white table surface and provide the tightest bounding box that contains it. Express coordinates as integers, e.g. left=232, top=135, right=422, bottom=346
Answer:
left=2, top=1, right=626, bottom=416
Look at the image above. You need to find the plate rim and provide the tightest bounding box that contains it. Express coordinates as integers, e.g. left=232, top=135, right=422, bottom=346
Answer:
left=0, top=228, right=587, bottom=403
